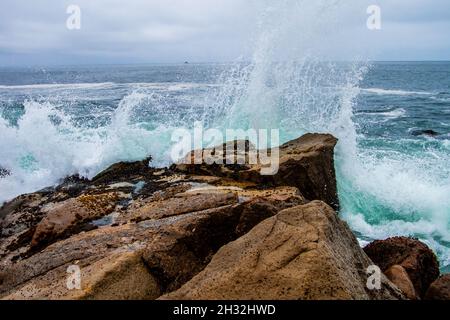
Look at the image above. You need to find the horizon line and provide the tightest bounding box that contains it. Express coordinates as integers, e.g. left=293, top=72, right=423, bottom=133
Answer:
left=1, top=59, right=450, bottom=68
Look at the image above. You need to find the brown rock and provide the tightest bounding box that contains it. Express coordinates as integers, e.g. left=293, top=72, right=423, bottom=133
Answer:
left=425, top=274, right=450, bottom=300
left=0, top=210, right=214, bottom=299
left=1, top=222, right=151, bottom=298
left=233, top=198, right=279, bottom=237
left=30, top=192, right=119, bottom=251
left=141, top=205, right=241, bottom=294
left=161, top=201, right=402, bottom=300
left=364, top=237, right=440, bottom=298
left=167, top=185, right=305, bottom=237
left=1, top=195, right=284, bottom=299
left=255, top=133, right=339, bottom=210
left=1, top=193, right=49, bottom=261
left=0, top=193, right=45, bottom=230
left=175, top=133, right=339, bottom=209
left=4, top=251, right=161, bottom=300
left=384, top=265, right=417, bottom=300
left=77, top=251, right=161, bottom=300
left=91, top=157, right=153, bottom=185
left=176, top=140, right=256, bottom=175
left=125, top=192, right=238, bottom=223
left=179, top=184, right=306, bottom=208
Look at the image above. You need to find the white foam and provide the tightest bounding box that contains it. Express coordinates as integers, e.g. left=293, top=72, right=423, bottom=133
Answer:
left=0, top=82, right=216, bottom=91
left=130, top=82, right=219, bottom=91
left=430, top=96, right=450, bottom=103
left=347, top=213, right=450, bottom=269
left=0, top=92, right=176, bottom=203
left=374, top=108, right=406, bottom=118
left=0, top=82, right=116, bottom=90
left=362, top=88, right=433, bottom=96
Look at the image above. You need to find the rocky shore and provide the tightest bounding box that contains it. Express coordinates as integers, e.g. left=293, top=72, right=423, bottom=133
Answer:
left=0, top=133, right=448, bottom=300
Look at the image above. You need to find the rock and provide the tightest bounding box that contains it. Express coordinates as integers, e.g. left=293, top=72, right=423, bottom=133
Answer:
left=174, top=140, right=256, bottom=179
left=0, top=189, right=289, bottom=299
left=233, top=198, right=279, bottom=237
left=0, top=209, right=220, bottom=299
left=364, top=237, right=440, bottom=298
left=54, top=174, right=90, bottom=198
left=425, top=274, right=450, bottom=300
left=30, top=192, right=119, bottom=251
left=0, top=196, right=30, bottom=222
left=0, top=193, right=47, bottom=240
left=91, top=157, right=153, bottom=185
left=1, top=223, right=146, bottom=298
left=411, top=129, right=440, bottom=137
left=68, top=251, right=161, bottom=300
left=384, top=265, right=417, bottom=300
left=269, top=134, right=339, bottom=210
left=180, top=183, right=306, bottom=207
left=76, top=251, right=161, bottom=300
left=141, top=205, right=241, bottom=294
left=122, top=192, right=239, bottom=223
left=0, top=167, right=10, bottom=178
left=4, top=251, right=161, bottom=300
left=175, top=133, right=339, bottom=210
left=171, top=185, right=306, bottom=237
left=161, top=201, right=403, bottom=300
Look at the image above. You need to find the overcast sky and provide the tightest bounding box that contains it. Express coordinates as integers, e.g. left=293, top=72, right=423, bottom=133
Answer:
left=0, top=0, right=450, bottom=66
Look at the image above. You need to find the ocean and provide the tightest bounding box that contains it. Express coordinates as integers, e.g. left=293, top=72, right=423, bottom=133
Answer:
left=0, top=61, right=449, bottom=272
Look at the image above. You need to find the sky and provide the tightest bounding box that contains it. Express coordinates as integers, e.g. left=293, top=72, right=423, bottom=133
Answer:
left=0, top=0, right=450, bottom=66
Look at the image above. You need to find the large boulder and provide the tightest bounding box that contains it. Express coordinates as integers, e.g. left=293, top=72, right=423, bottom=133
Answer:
left=174, top=134, right=339, bottom=210
left=161, top=201, right=403, bottom=300
left=364, top=237, right=440, bottom=298
left=266, top=133, right=339, bottom=210
left=425, top=275, right=450, bottom=300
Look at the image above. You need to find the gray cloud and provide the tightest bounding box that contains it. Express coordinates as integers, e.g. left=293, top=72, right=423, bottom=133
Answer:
left=0, top=0, right=449, bottom=66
